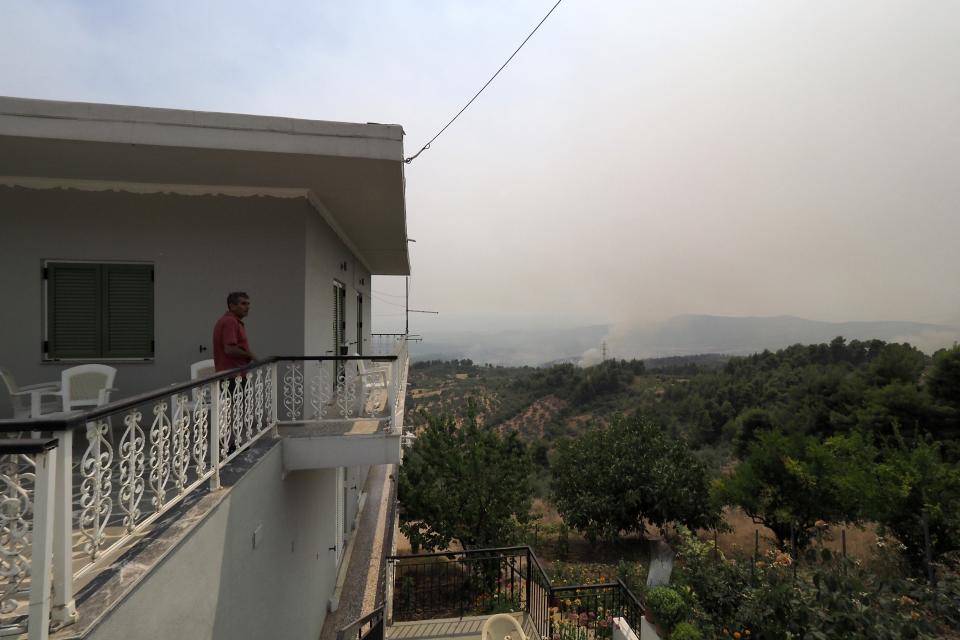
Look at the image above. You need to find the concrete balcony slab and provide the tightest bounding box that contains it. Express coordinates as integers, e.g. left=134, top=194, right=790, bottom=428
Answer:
left=280, top=422, right=402, bottom=470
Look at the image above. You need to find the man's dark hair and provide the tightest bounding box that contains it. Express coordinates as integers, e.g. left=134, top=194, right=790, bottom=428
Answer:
left=227, top=291, right=249, bottom=306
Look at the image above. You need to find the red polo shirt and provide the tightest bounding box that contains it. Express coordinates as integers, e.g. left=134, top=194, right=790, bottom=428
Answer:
left=213, top=311, right=251, bottom=371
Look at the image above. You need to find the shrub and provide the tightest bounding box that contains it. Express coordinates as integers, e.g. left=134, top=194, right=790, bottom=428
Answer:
left=669, top=524, right=960, bottom=638
left=669, top=623, right=702, bottom=640
left=670, top=527, right=747, bottom=625
left=645, top=586, right=688, bottom=632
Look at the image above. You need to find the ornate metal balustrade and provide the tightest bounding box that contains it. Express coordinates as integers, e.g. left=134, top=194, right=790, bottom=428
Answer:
left=0, top=440, right=58, bottom=640
left=387, top=546, right=644, bottom=640
left=0, top=341, right=407, bottom=638
left=274, top=349, right=408, bottom=434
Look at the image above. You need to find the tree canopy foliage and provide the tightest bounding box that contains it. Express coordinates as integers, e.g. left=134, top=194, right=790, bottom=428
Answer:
left=645, top=338, right=957, bottom=448
left=717, top=430, right=878, bottom=546
left=550, top=414, right=719, bottom=542
left=397, top=403, right=533, bottom=551
left=406, top=337, right=960, bottom=564
left=718, top=426, right=960, bottom=559
left=871, top=434, right=960, bottom=566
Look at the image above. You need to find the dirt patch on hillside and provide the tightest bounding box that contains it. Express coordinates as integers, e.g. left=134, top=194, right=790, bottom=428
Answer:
left=499, top=395, right=567, bottom=438
left=704, top=507, right=880, bottom=561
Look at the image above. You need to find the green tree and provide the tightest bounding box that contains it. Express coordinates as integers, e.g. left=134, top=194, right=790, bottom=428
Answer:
left=398, top=403, right=534, bottom=550
left=872, top=434, right=960, bottom=567
left=551, top=414, right=718, bottom=543
left=866, top=343, right=927, bottom=387
left=717, top=429, right=875, bottom=547
left=856, top=382, right=933, bottom=437
left=732, top=407, right=775, bottom=458
left=928, top=345, right=960, bottom=408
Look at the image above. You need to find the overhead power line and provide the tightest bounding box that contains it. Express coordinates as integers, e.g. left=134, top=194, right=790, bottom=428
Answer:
left=372, top=294, right=408, bottom=309
left=372, top=289, right=407, bottom=299
left=404, top=0, right=564, bottom=165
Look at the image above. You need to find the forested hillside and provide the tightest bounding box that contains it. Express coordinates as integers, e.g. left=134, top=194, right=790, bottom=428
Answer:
left=400, top=339, right=960, bottom=637
left=406, top=337, right=958, bottom=456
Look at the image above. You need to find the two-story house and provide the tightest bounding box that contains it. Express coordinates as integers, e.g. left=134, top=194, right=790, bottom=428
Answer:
left=0, top=96, right=410, bottom=639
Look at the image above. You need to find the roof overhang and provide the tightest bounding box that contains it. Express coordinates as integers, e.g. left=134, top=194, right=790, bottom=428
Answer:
left=0, top=96, right=410, bottom=275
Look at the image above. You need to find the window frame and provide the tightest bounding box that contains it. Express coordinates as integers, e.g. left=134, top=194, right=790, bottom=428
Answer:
left=42, top=259, right=157, bottom=362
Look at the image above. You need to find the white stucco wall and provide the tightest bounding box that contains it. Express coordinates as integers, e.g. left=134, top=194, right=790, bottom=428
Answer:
left=0, top=185, right=372, bottom=413
left=84, top=441, right=341, bottom=640
left=303, top=209, right=372, bottom=358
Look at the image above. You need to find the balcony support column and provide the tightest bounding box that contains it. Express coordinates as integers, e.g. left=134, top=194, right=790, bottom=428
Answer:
left=28, top=445, right=56, bottom=640
left=50, top=429, right=76, bottom=629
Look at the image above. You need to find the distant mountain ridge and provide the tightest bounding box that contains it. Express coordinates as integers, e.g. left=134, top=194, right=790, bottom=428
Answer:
left=409, top=325, right=610, bottom=366
left=615, top=314, right=958, bottom=359
left=408, top=314, right=958, bottom=366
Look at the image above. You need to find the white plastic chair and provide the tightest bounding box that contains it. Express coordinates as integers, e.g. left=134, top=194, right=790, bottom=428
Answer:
left=355, top=355, right=389, bottom=414
left=190, top=359, right=216, bottom=381
left=0, top=368, right=61, bottom=418
left=189, top=359, right=216, bottom=407
left=355, top=356, right=389, bottom=387
left=36, top=364, right=118, bottom=414
left=481, top=614, right=527, bottom=640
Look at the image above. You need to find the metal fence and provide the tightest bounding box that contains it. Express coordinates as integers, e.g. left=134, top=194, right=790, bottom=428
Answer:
left=388, top=546, right=645, bottom=640
left=337, top=606, right=385, bottom=640
left=550, top=582, right=644, bottom=640
left=274, top=354, right=404, bottom=428
left=391, top=547, right=530, bottom=621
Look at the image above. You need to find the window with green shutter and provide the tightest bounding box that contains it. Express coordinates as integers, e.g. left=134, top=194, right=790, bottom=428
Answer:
left=45, top=262, right=155, bottom=359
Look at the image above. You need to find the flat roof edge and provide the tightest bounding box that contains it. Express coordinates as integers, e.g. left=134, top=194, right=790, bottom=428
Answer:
left=0, top=95, right=405, bottom=161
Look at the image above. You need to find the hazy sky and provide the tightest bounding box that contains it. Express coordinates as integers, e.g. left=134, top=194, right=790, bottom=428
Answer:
left=3, top=1, right=958, bottom=336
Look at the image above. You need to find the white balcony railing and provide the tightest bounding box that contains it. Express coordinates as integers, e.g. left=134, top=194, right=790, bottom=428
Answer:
left=0, top=341, right=408, bottom=639
left=275, top=355, right=404, bottom=431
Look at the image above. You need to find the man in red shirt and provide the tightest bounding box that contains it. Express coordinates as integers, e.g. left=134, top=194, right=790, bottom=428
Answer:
left=213, top=291, right=256, bottom=371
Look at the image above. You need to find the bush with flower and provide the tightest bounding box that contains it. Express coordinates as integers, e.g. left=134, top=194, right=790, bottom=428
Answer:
left=551, top=597, right=617, bottom=640
left=670, top=525, right=960, bottom=638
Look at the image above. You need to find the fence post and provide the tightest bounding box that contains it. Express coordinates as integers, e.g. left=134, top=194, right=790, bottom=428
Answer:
left=50, top=428, right=77, bottom=629
left=29, top=443, right=57, bottom=640
left=922, top=511, right=934, bottom=585
left=210, top=381, right=221, bottom=490
left=525, top=549, right=532, bottom=614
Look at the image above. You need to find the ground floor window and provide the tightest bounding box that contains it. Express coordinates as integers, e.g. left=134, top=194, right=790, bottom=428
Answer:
left=44, top=261, right=155, bottom=359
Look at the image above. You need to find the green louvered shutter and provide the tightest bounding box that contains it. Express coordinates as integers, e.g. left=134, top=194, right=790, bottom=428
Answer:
left=47, top=263, right=102, bottom=358
left=101, top=264, right=154, bottom=358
